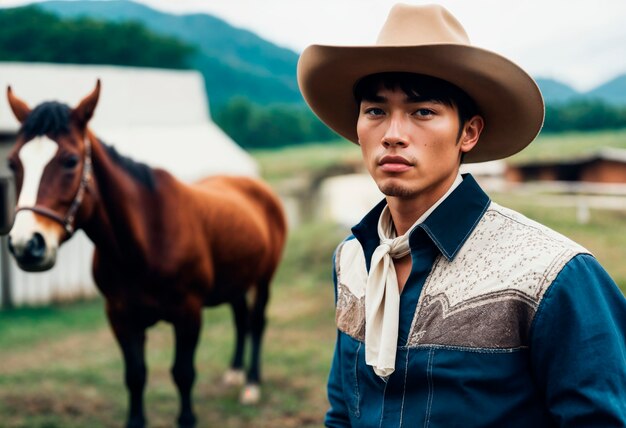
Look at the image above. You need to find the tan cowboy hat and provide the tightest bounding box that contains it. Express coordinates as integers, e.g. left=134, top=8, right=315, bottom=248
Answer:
left=297, top=3, right=544, bottom=163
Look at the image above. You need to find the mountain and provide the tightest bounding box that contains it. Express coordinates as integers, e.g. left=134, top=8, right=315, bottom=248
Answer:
left=21, top=1, right=626, bottom=109
left=535, top=78, right=580, bottom=104
left=39, top=0, right=302, bottom=107
left=536, top=75, right=626, bottom=106
left=587, top=75, right=626, bottom=106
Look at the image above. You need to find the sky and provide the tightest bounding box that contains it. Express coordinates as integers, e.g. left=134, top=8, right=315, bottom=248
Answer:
left=4, top=0, right=626, bottom=91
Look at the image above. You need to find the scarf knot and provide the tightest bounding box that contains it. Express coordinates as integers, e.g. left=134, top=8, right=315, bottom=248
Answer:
left=364, top=174, right=463, bottom=378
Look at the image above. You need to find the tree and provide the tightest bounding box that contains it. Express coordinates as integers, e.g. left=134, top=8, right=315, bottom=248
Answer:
left=543, top=99, right=626, bottom=132
left=214, top=98, right=337, bottom=148
left=0, top=6, right=195, bottom=68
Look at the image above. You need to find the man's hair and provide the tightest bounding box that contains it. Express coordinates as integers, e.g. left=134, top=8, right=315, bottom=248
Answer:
left=353, top=72, right=480, bottom=138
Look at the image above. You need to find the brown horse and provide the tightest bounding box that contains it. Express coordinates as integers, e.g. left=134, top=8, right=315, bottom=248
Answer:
left=4, top=81, right=287, bottom=428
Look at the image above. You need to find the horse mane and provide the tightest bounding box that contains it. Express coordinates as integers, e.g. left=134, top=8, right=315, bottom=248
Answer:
left=100, top=141, right=156, bottom=191
left=21, top=101, right=156, bottom=190
left=21, top=101, right=71, bottom=140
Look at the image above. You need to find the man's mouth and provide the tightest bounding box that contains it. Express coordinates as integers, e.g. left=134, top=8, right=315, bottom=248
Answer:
left=378, top=155, right=413, bottom=173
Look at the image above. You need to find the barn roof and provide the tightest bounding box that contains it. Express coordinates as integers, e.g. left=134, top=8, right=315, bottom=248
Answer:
left=0, top=62, right=258, bottom=181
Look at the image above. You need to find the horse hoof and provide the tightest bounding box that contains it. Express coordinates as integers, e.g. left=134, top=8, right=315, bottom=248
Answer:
left=125, top=418, right=146, bottom=428
left=222, top=368, right=246, bottom=387
left=239, top=383, right=261, bottom=405
left=177, top=413, right=197, bottom=428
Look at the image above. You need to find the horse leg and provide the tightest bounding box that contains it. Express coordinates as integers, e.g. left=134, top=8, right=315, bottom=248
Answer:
left=171, top=309, right=202, bottom=428
left=108, top=312, right=148, bottom=428
left=241, top=281, right=270, bottom=405
left=223, top=294, right=248, bottom=387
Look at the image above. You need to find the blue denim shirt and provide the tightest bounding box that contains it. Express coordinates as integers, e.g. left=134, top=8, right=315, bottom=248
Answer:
left=326, top=174, right=626, bottom=427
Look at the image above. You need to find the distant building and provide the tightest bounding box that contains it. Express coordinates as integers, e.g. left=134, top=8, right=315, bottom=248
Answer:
left=0, top=62, right=258, bottom=307
left=505, top=148, right=626, bottom=184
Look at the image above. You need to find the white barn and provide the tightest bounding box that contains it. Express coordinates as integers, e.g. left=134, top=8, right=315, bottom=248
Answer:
left=0, top=62, right=258, bottom=307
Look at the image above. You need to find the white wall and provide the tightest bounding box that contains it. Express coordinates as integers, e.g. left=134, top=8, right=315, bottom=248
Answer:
left=0, top=62, right=259, bottom=180
left=8, top=231, right=97, bottom=306
left=317, top=174, right=383, bottom=227
left=0, top=62, right=258, bottom=306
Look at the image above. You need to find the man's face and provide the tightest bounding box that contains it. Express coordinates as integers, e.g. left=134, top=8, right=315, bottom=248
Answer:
left=357, top=86, right=480, bottom=202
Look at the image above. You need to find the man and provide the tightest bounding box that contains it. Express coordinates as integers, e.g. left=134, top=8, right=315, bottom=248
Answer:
left=297, top=4, right=626, bottom=427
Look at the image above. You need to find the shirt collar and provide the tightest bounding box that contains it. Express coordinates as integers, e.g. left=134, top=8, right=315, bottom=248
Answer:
left=352, top=173, right=490, bottom=267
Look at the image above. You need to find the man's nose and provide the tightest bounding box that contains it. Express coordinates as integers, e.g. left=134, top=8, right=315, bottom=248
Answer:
left=382, top=114, right=409, bottom=148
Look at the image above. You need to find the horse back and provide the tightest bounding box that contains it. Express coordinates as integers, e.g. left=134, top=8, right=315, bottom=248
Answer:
left=188, top=176, right=287, bottom=297
left=192, top=175, right=286, bottom=236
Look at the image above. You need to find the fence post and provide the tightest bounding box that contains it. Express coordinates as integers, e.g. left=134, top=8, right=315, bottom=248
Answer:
left=0, top=236, right=12, bottom=309
left=1, top=173, right=15, bottom=309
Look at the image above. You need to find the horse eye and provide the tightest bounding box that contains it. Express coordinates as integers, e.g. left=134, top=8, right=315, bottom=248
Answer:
left=6, top=158, right=17, bottom=171
left=62, top=155, right=79, bottom=170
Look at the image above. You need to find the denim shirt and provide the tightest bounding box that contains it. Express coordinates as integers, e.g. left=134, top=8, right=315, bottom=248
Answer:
left=326, top=174, right=626, bottom=427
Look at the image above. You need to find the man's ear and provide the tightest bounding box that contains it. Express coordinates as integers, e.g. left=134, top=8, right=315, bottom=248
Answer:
left=459, top=115, right=484, bottom=154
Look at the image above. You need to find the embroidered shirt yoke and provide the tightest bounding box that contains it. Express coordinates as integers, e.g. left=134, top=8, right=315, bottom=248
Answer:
left=326, top=174, right=626, bottom=428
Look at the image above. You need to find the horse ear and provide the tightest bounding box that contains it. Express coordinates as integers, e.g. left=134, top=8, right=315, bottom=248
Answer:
left=7, top=86, right=31, bottom=124
left=72, top=79, right=101, bottom=128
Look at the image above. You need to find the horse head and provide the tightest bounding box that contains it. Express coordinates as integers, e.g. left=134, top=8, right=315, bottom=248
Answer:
left=5, top=80, right=100, bottom=272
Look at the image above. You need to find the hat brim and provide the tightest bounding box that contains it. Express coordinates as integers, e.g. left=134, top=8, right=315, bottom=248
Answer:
left=297, top=44, right=544, bottom=163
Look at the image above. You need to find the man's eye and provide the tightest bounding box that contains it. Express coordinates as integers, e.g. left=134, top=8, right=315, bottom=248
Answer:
left=415, top=108, right=434, bottom=117
left=365, top=108, right=385, bottom=116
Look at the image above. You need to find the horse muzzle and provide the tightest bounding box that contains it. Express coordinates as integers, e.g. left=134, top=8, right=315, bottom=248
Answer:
left=8, top=218, right=60, bottom=272
left=8, top=232, right=58, bottom=272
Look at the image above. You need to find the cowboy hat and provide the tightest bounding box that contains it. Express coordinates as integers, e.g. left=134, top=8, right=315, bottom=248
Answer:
left=297, top=3, right=544, bottom=163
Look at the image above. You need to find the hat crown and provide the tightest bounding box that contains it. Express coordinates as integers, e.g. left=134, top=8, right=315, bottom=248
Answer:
left=297, top=2, right=544, bottom=163
left=376, top=4, right=470, bottom=46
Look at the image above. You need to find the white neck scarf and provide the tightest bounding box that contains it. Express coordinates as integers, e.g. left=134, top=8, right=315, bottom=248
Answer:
left=365, top=174, right=463, bottom=377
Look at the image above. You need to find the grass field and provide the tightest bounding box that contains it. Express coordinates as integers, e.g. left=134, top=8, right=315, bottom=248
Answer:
left=0, top=222, right=348, bottom=428
left=509, top=128, right=626, bottom=164
left=252, top=128, right=626, bottom=180
left=1, top=129, right=626, bottom=427
left=2, top=205, right=624, bottom=428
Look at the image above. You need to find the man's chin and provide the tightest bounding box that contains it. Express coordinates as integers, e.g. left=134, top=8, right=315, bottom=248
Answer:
left=378, top=183, right=418, bottom=199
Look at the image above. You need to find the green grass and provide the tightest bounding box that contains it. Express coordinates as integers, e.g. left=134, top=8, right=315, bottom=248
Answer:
left=252, top=128, right=626, bottom=179
left=0, top=222, right=347, bottom=428
left=251, top=133, right=626, bottom=292
left=0, top=299, right=105, bottom=351
left=3, top=131, right=626, bottom=426
left=2, top=198, right=623, bottom=427
left=509, top=128, right=626, bottom=164
left=251, top=129, right=626, bottom=176
left=251, top=140, right=362, bottom=184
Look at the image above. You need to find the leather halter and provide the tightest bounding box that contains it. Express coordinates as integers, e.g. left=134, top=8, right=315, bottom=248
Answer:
left=15, top=136, right=93, bottom=238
